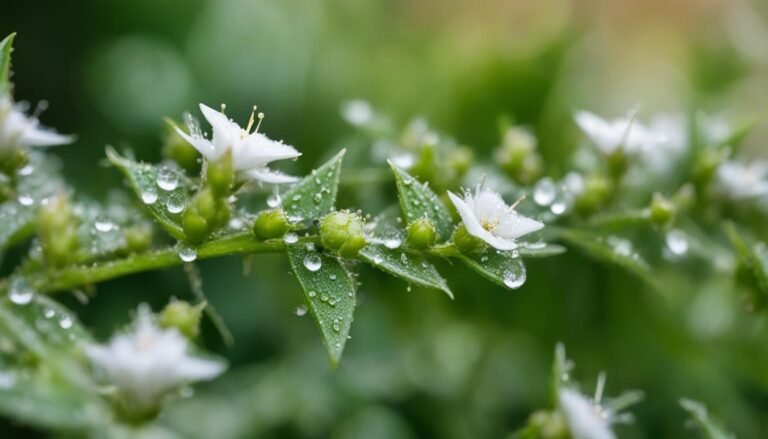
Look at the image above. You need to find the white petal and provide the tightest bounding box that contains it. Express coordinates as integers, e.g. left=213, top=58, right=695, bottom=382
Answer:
left=175, top=357, right=227, bottom=381
left=237, top=134, right=301, bottom=170
left=448, top=191, right=518, bottom=251
left=559, top=389, right=615, bottom=439
left=247, top=167, right=299, bottom=184
left=199, top=103, right=241, bottom=157
left=497, top=211, right=544, bottom=240
left=20, top=128, right=74, bottom=147
left=174, top=126, right=218, bottom=160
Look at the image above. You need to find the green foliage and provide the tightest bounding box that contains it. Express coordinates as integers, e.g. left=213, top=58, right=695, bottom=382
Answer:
left=390, top=164, right=454, bottom=242
left=0, top=33, right=14, bottom=94
left=283, top=150, right=345, bottom=221
left=680, top=399, right=735, bottom=439
left=358, top=244, right=452, bottom=298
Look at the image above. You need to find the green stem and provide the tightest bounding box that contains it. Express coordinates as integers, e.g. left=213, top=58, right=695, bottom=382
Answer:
left=3, top=233, right=285, bottom=295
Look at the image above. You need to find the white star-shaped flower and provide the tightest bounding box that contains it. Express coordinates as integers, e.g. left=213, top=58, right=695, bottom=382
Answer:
left=559, top=388, right=615, bottom=439
left=574, top=110, right=666, bottom=156
left=0, top=95, right=73, bottom=152
left=716, top=160, right=768, bottom=199
left=176, top=103, right=301, bottom=183
left=85, top=304, right=225, bottom=411
left=448, top=185, right=544, bottom=251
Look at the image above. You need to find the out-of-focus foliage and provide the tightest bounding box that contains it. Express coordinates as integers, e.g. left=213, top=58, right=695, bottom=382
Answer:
left=3, top=0, right=768, bottom=438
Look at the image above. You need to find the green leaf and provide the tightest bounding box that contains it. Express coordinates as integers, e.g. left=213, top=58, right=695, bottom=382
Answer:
left=518, top=242, right=567, bottom=258
left=75, top=197, right=153, bottom=261
left=283, top=149, right=345, bottom=221
left=0, top=33, right=15, bottom=94
left=457, top=249, right=527, bottom=290
left=358, top=245, right=452, bottom=298
left=724, top=222, right=768, bottom=311
left=0, top=201, right=36, bottom=252
left=679, top=399, right=735, bottom=439
left=285, top=243, right=356, bottom=367
left=107, top=147, right=194, bottom=241
left=389, top=164, right=453, bottom=241
left=549, top=343, right=572, bottom=404
left=556, top=229, right=658, bottom=289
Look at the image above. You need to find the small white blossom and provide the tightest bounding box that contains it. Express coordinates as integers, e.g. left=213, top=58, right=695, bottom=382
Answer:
left=559, top=388, right=615, bottom=439
left=574, top=110, right=666, bottom=156
left=0, top=95, right=73, bottom=152
left=85, top=304, right=225, bottom=410
left=717, top=160, right=768, bottom=199
left=176, top=103, right=301, bottom=183
left=448, top=185, right=544, bottom=250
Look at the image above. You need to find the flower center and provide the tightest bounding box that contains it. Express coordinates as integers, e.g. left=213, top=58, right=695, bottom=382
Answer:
left=481, top=217, right=498, bottom=232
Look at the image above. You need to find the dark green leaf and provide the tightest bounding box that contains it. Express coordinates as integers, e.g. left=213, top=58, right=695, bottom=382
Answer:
left=107, top=147, right=194, bottom=241
left=390, top=164, right=453, bottom=241
left=283, top=149, right=345, bottom=221
left=458, top=249, right=527, bottom=290
left=725, top=222, right=768, bottom=311
left=0, top=33, right=15, bottom=94
left=359, top=245, right=452, bottom=298
left=0, top=202, right=36, bottom=252
left=285, top=243, right=356, bottom=367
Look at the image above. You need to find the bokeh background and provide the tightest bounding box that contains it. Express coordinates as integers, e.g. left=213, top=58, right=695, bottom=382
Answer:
left=3, top=0, right=768, bottom=437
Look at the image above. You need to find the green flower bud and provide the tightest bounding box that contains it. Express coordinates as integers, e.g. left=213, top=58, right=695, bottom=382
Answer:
left=649, top=193, right=676, bottom=228
left=124, top=224, right=153, bottom=253
left=574, top=175, right=612, bottom=217
left=410, top=142, right=437, bottom=183
left=0, top=149, right=28, bottom=176
left=206, top=151, right=234, bottom=197
left=527, top=410, right=569, bottom=439
left=452, top=224, right=486, bottom=254
left=496, top=127, right=542, bottom=185
left=407, top=218, right=436, bottom=250
left=606, top=148, right=629, bottom=180
left=38, top=193, right=80, bottom=267
left=447, top=146, right=474, bottom=178
left=320, top=210, right=366, bottom=257
left=159, top=300, right=204, bottom=340
left=182, top=210, right=209, bottom=244
left=253, top=208, right=290, bottom=240
left=210, top=200, right=231, bottom=229
left=693, top=148, right=726, bottom=186
left=161, top=119, right=200, bottom=174
left=193, top=188, right=217, bottom=222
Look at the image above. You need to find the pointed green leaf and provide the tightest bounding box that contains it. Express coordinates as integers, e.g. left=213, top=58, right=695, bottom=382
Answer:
left=75, top=198, right=153, bottom=261
left=286, top=243, right=356, bottom=367
left=359, top=245, right=452, bottom=298
left=283, top=149, right=345, bottom=221
left=0, top=33, right=15, bottom=94
left=679, top=399, right=735, bottom=439
left=390, top=164, right=453, bottom=241
left=724, top=223, right=768, bottom=311
left=107, top=148, right=194, bottom=240
left=518, top=242, right=567, bottom=258
left=0, top=202, right=36, bottom=252
left=457, top=249, right=527, bottom=290
left=556, top=229, right=658, bottom=289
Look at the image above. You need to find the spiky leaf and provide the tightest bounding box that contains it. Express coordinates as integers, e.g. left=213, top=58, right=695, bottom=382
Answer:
left=359, top=245, right=452, bottom=298
left=390, top=164, right=453, bottom=241
left=282, top=150, right=345, bottom=221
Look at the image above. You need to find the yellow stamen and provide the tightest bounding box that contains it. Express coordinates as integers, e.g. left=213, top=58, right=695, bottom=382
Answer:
left=509, top=194, right=526, bottom=210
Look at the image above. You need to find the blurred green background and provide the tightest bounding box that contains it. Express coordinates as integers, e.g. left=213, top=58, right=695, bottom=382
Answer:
left=3, top=0, right=768, bottom=437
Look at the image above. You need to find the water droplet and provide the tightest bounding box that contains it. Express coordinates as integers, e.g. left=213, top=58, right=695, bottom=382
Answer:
left=43, top=308, right=55, bottom=319
left=267, top=193, right=282, bottom=208
left=313, top=193, right=322, bottom=204
left=303, top=253, right=322, bottom=272
left=291, top=194, right=301, bottom=201
left=330, top=274, right=337, bottom=281
left=372, top=254, right=383, bottom=265
left=550, top=201, right=567, bottom=215
left=18, top=164, right=33, bottom=176
left=178, top=246, right=197, bottom=262
left=58, top=316, right=73, bottom=329
left=294, top=305, right=307, bottom=316
left=383, top=236, right=402, bottom=249
left=308, top=290, right=317, bottom=298
left=94, top=217, right=115, bottom=233
left=480, top=256, right=489, bottom=262
left=320, top=293, right=329, bottom=302
left=533, top=178, right=557, bottom=206
left=157, top=168, right=179, bottom=191
left=400, top=253, right=408, bottom=264
left=165, top=194, right=185, bottom=214
left=284, top=233, right=299, bottom=244
left=17, top=194, right=34, bottom=206
left=665, top=229, right=689, bottom=256
left=607, top=236, right=633, bottom=257
left=141, top=188, right=158, bottom=205
left=502, top=260, right=527, bottom=289
left=8, top=278, right=34, bottom=305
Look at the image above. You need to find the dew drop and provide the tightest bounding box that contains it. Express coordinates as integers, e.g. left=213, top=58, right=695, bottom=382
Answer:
left=373, top=254, right=383, bottom=265
left=665, top=229, right=689, bottom=256
left=383, top=236, right=402, bottom=249
left=294, top=305, right=307, bottom=317
left=165, top=194, right=185, bottom=214
left=550, top=201, right=567, bottom=215
left=320, top=293, right=329, bottom=302
left=178, top=246, right=198, bottom=262
left=17, top=194, right=34, bottom=206
left=43, top=308, right=56, bottom=319
left=58, top=316, right=73, bottom=329
left=267, top=193, right=282, bottom=208
left=330, top=274, right=337, bottom=281
left=502, top=259, right=527, bottom=289
left=141, top=188, right=158, bottom=205
left=18, top=164, right=33, bottom=176
left=303, top=253, right=322, bottom=272
left=8, top=278, right=34, bottom=305
left=284, top=233, right=299, bottom=244
left=533, top=178, right=557, bottom=206
left=308, top=290, right=317, bottom=298
left=400, top=253, right=408, bottom=265
left=94, top=217, right=115, bottom=233
left=157, top=168, right=179, bottom=191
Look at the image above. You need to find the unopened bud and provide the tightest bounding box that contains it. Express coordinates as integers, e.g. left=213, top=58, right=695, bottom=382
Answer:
left=407, top=218, right=436, bottom=250
left=452, top=224, right=486, bottom=254
left=253, top=208, right=290, bottom=240
left=206, top=151, right=234, bottom=197
left=649, top=193, right=676, bottom=228
left=574, top=175, right=612, bottom=217
left=162, top=119, right=200, bottom=174
left=124, top=224, right=153, bottom=253
left=38, top=193, right=80, bottom=267
left=159, top=300, right=204, bottom=340
left=320, top=210, right=366, bottom=257
left=447, top=146, right=474, bottom=178
left=182, top=210, right=209, bottom=244
left=496, top=127, right=542, bottom=185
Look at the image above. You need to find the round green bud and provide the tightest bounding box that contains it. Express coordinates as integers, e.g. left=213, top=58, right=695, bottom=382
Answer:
left=182, top=210, right=209, bottom=244
left=407, top=218, right=437, bottom=250
left=320, top=210, right=366, bottom=257
left=124, top=224, right=153, bottom=253
left=447, top=146, right=474, bottom=178
left=495, top=127, right=542, bottom=185
left=649, top=193, right=676, bottom=228
left=253, top=208, right=290, bottom=240
left=574, top=175, right=612, bottom=217
left=159, top=300, right=204, bottom=340
left=38, top=193, right=80, bottom=267
left=206, top=151, right=234, bottom=197
left=606, top=148, right=629, bottom=180
left=452, top=224, right=486, bottom=254
left=161, top=119, right=200, bottom=174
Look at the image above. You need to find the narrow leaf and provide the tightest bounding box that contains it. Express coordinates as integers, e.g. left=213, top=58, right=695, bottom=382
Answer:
left=458, top=249, right=527, bottom=290
left=518, top=242, right=567, bottom=258
left=0, top=33, right=15, bottom=94
left=286, top=243, right=356, bottom=367
left=359, top=245, right=452, bottom=298
left=390, top=164, right=453, bottom=241
left=283, top=149, right=345, bottom=221
left=107, top=148, right=194, bottom=240
left=679, top=399, right=735, bottom=439
left=724, top=222, right=768, bottom=311
left=0, top=202, right=36, bottom=252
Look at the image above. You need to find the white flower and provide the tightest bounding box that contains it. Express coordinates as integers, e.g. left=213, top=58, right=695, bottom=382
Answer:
left=85, top=304, right=225, bottom=410
left=340, top=99, right=374, bottom=126
left=448, top=185, right=544, bottom=250
left=0, top=95, right=73, bottom=152
left=176, top=103, right=301, bottom=183
left=574, top=110, right=666, bottom=156
left=559, top=388, right=615, bottom=439
left=716, top=160, right=768, bottom=199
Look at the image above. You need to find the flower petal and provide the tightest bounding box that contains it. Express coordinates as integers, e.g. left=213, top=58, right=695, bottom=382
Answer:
left=20, top=128, right=74, bottom=147
left=497, top=211, right=544, bottom=240
left=174, top=126, right=218, bottom=160
left=247, top=167, right=299, bottom=184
